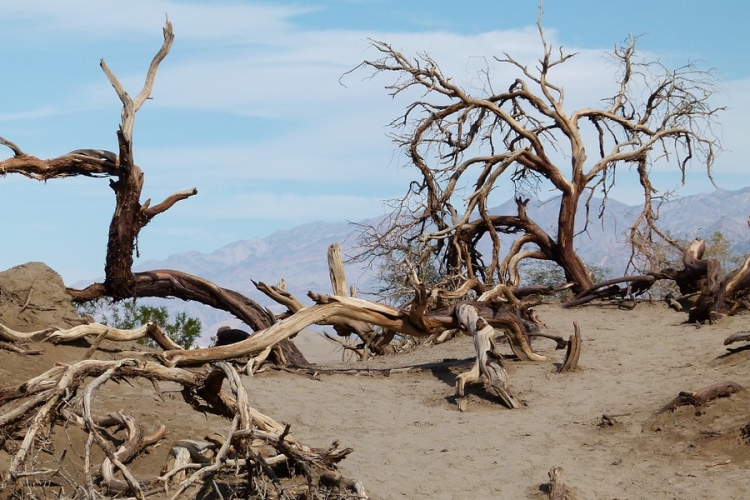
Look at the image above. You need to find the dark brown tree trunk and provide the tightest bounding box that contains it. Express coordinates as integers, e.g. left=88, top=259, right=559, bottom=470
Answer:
left=556, top=190, right=593, bottom=292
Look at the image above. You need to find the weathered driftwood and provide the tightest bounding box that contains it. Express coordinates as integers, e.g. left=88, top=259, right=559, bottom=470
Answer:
left=310, top=292, right=550, bottom=362
left=454, top=304, right=519, bottom=409
left=724, top=331, right=750, bottom=347
left=568, top=238, right=750, bottom=323
left=0, top=324, right=56, bottom=342
left=256, top=246, right=395, bottom=356
left=659, top=381, right=744, bottom=413
left=0, top=341, right=43, bottom=355
left=563, top=275, right=656, bottom=308
left=51, top=321, right=182, bottom=350
left=546, top=466, right=572, bottom=500
left=0, top=359, right=363, bottom=499
left=79, top=363, right=168, bottom=496
left=557, top=322, right=582, bottom=373
left=328, top=242, right=348, bottom=296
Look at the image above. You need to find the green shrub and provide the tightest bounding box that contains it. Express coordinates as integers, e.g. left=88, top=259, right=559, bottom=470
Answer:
left=76, top=298, right=201, bottom=349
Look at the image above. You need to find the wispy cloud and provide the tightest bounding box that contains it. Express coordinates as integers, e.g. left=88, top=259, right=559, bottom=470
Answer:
left=0, top=1, right=314, bottom=43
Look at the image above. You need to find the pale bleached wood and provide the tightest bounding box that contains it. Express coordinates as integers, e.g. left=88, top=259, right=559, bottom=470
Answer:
left=328, top=242, right=348, bottom=296
left=254, top=280, right=305, bottom=314
left=47, top=322, right=182, bottom=351
left=497, top=313, right=550, bottom=362
left=100, top=18, right=174, bottom=143
left=158, top=302, right=419, bottom=366
left=454, top=304, right=519, bottom=409
left=0, top=324, right=55, bottom=342
left=724, top=331, right=750, bottom=346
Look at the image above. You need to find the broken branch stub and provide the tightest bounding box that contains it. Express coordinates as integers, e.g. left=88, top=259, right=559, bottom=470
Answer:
left=557, top=322, right=582, bottom=373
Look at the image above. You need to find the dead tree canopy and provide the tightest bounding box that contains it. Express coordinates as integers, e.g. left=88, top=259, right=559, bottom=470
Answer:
left=350, top=11, right=721, bottom=297
left=0, top=20, right=305, bottom=364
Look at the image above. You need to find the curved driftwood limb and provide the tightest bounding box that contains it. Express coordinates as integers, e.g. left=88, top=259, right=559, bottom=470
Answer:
left=320, top=470, right=369, bottom=499
left=528, top=331, right=569, bottom=350
left=79, top=361, right=165, bottom=497
left=70, top=270, right=275, bottom=332
left=480, top=308, right=548, bottom=362
left=724, top=255, right=750, bottom=294
left=47, top=321, right=181, bottom=350
left=477, top=284, right=521, bottom=307
left=158, top=303, right=352, bottom=367
left=454, top=304, right=519, bottom=409
left=723, top=331, right=750, bottom=347
left=0, top=323, right=56, bottom=342
left=310, top=293, right=436, bottom=336
left=82, top=364, right=141, bottom=497
left=659, top=381, right=744, bottom=413
left=557, top=322, right=582, bottom=373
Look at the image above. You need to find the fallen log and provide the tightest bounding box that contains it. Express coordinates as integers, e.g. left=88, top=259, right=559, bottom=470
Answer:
left=659, top=381, right=744, bottom=413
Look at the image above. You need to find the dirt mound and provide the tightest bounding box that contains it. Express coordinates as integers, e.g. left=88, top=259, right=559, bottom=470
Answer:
left=0, top=262, right=83, bottom=331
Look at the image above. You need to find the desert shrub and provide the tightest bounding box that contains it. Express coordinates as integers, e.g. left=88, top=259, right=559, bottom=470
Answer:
left=519, top=260, right=610, bottom=288
left=76, top=298, right=201, bottom=349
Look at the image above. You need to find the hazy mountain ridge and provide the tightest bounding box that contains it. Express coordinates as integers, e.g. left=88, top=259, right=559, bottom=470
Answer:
left=123, top=187, right=750, bottom=340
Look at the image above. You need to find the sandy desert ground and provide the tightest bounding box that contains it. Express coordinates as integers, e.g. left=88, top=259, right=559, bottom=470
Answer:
left=3, top=295, right=750, bottom=499
left=0, top=265, right=750, bottom=500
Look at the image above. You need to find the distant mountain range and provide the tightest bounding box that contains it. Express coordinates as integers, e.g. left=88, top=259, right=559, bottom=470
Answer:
left=96, top=187, right=750, bottom=343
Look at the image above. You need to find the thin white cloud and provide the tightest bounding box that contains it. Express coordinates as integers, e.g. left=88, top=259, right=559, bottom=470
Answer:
left=0, top=1, right=314, bottom=44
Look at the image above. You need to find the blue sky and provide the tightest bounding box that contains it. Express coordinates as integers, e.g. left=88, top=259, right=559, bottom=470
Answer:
left=1, top=0, right=749, bottom=284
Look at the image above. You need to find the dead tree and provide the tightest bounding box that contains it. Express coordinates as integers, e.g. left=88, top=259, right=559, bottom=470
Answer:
left=348, top=4, right=721, bottom=295
left=568, top=238, right=750, bottom=323
left=0, top=20, right=304, bottom=365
